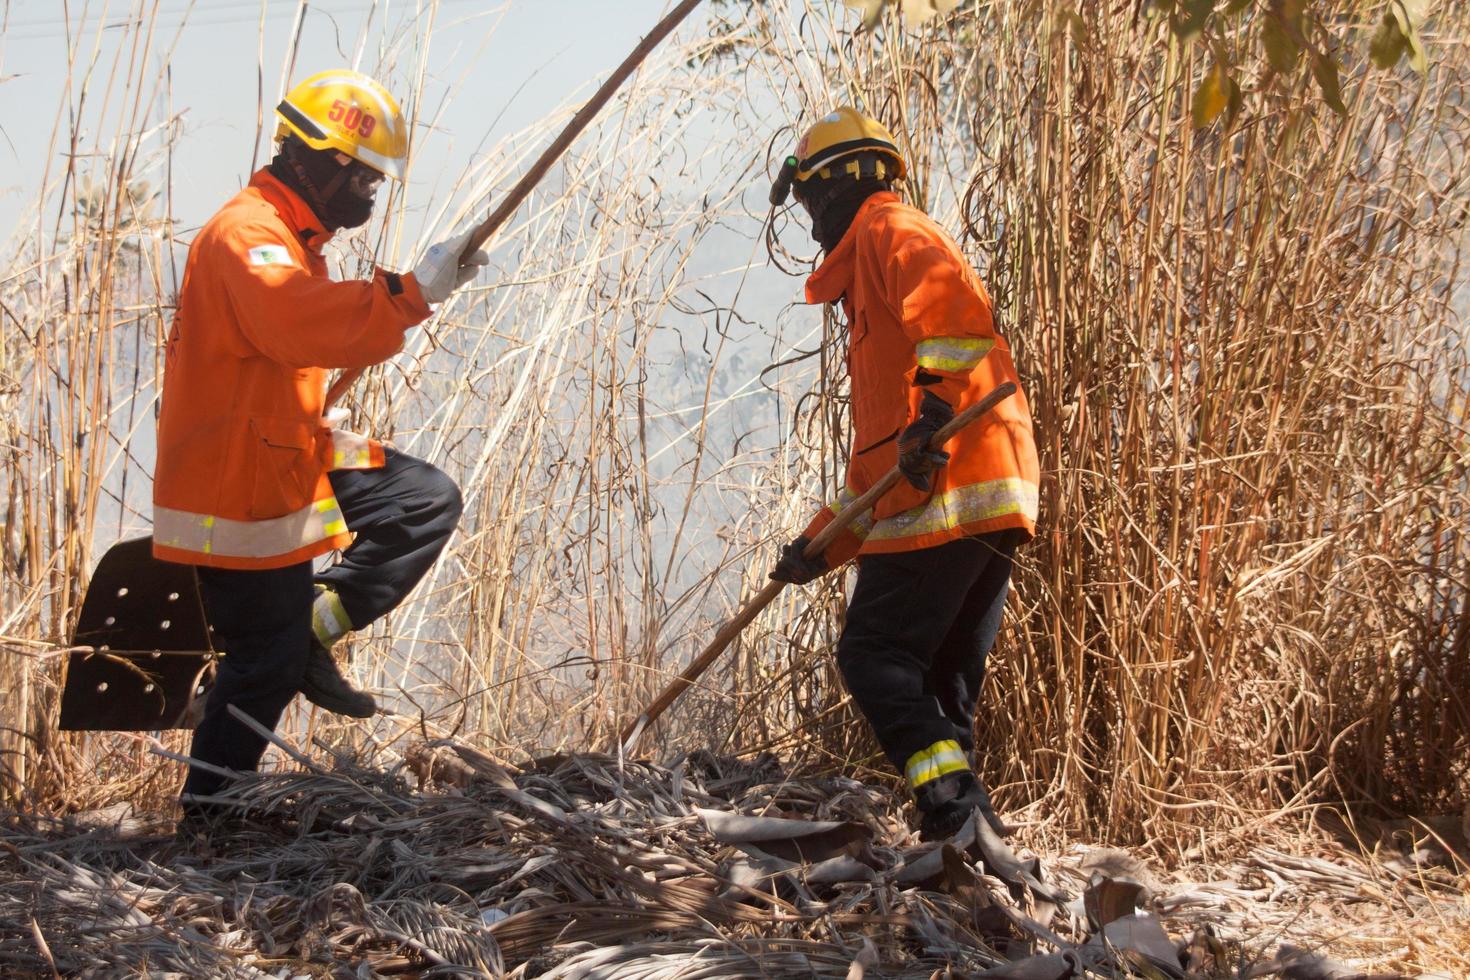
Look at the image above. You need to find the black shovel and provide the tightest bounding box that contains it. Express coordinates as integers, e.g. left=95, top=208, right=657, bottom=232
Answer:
left=58, top=536, right=216, bottom=730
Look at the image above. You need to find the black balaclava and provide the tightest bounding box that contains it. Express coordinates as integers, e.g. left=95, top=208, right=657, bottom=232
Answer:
left=268, top=135, right=379, bottom=232
left=796, top=150, right=895, bottom=252
left=803, top=176, right=889, bottom=252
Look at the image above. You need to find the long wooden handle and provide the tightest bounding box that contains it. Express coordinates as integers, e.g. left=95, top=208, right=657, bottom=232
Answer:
left=325, top=0, right=704, bottom=410
left=460, top=0, right=703, bottom=259
left=617, top=381, right=1017, bottom=751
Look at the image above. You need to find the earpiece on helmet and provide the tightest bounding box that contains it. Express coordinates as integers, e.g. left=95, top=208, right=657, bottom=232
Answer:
left=769, top=156, right=799, bottom=206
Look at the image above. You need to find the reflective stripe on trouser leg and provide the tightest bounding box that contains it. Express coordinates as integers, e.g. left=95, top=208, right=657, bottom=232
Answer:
left=319, top=449, right=463, bottom=629
left=312, top=586, right=352, bottom=649
left=904, top=738, right=970, bottom=790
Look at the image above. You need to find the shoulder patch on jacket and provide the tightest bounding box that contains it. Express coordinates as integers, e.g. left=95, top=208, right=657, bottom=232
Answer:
left=247, top=244, right=294, bottom=267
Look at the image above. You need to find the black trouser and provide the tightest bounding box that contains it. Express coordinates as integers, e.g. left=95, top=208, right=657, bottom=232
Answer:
left=183, top=450, right=462, bottom=797
left=835, top=530, right=1017, bottom=779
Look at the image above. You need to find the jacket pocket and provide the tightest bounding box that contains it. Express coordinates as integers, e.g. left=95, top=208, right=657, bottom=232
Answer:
left=247, top=416, right=320, bottom=519
left=855, top=427, right=899, bottom=457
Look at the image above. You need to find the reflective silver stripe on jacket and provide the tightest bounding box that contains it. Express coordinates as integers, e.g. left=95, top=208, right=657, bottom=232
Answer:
left=866, top=477, right=1038, bottom=543
left=154, top=497, right=349, bottom=559
left=914, top=336, right=994, bottom=373
left=330, top=428, right=376, bottom=470
left=825, top=487, right=876, bottom=540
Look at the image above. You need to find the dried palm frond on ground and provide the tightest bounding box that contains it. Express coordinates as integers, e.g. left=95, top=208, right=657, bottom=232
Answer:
left=1, top=744, right=1464, bottom=978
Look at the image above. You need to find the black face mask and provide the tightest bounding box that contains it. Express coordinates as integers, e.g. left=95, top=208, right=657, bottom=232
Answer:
left=269, top=137, right=381, bottom=232
left=323, top=176, right=377, bottom=230
left=800, top=177, right=890, bottom=252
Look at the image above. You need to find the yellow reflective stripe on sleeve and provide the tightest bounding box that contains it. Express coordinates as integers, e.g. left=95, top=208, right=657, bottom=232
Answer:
left=915, top=336, right=994, bottom=373
left=824, top=487, right=874, bottom=540
left=154, top=497, right=349, bottom=561
left=867, top=477, right=1039, bottom=543
left=905, top=739, right=970, bottom=789
left=330, top=428, right=375, bottom=470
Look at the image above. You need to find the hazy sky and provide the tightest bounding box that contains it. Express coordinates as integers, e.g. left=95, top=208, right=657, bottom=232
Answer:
left=0, top=0, right=818, bottom=557
left=0, top=0, right=688, bottom=247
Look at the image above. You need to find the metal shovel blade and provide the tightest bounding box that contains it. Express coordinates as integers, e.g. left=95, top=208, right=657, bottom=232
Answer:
left=58, top=536, right=216, bottom=731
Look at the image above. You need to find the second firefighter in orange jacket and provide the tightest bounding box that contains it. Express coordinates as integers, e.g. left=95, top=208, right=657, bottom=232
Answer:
left=795, top=189, right=1038, bottom=561
left=769, top=107, right=1040, bottom=841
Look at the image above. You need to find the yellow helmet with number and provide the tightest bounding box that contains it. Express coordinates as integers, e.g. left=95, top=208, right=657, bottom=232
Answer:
left=274, top=70, right=409, bottom=181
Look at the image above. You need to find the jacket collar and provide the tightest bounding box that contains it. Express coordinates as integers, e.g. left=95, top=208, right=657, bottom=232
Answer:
left=804, top=191, right=899, bottom=305
left=248, top=168, right=333, bottom=254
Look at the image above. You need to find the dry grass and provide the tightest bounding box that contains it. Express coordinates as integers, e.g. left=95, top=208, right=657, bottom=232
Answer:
left=688, top=0, right=1470, bottom=852
left=0, top=6, right=1467, bottom=969
left=1, top=738, right=1465, bottom=976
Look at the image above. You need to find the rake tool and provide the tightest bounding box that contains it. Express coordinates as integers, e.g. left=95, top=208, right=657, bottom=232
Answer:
left=617, top=380, right=1018, bottom=754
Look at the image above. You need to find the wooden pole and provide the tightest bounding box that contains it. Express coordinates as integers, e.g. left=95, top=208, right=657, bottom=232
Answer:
left=325, top=0, right=705, bottom=409
left=617, top=381, right=1018, bottom=752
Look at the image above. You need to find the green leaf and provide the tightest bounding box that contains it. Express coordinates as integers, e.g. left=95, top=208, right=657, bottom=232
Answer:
left=1192, top=63, right=1232, bottom=126
left=1311, top=51, right=1348, bottom=114
left=1174, top=0, right=1215, bottom=43
left=1394, top=1, right=1429, bottom=73
left=1392, top=0, right=1429, bottom=32
left=1370, top=13, right=1408, bottom=69
left=1225, top=73, right=1244, bottom=127
left=1405, top=27, right=1428, bottom=72
left=1263, top=15, right=1300, bottom=72
left=1224, top=0, right=1252, bottom=14
left=842, top=0, right=888, bottom=30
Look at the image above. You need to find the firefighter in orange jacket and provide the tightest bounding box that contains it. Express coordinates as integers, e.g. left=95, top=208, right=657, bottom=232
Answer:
left=768, top=108, right=1041, bottom=840
left=155, top=70, right=486, bottom=812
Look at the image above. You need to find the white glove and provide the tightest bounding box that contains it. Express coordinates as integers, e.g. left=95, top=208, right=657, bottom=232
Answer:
left=413, top=228, right=490, bottom=304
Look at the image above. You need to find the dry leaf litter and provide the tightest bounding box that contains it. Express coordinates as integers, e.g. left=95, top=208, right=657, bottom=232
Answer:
left=1, top=740, right=1465, bottom=978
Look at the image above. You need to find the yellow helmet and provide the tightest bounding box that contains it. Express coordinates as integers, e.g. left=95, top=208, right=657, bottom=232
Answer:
left=770, top=106, right=907, bottom=205
left=275, top=70, right=409, bottom=181
left=794, top=107, right=906, bottom=182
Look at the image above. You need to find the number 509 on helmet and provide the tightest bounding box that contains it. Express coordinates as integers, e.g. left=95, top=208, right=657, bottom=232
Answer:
left=275, top=69, right=410, bottom=180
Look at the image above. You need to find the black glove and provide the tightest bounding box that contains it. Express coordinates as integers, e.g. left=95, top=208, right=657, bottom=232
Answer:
left=897, top=390, right=954, bottom=491
left=769, top=535, right=828, bottom=585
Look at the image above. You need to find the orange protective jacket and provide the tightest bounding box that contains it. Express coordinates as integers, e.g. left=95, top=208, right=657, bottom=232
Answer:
left=152, top=169, right=432, bottom=570
left=799, top=192, right=1039, bottom=564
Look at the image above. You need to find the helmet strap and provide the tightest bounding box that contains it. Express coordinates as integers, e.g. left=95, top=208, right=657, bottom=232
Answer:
left=769, top=156, right=799, bottom=206
left=318, top=163, right=354, bottom=202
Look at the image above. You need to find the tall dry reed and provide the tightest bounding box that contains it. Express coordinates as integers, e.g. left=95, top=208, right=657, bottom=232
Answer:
left=695, top=0, right=1470, bottom=850
left=1, top=1, right=1466, bottom=856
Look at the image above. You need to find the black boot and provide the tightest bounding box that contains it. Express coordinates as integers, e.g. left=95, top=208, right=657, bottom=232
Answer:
left=915, top=770, right=1014, bottom=841
left=300, top=640, right=376, bottom=718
